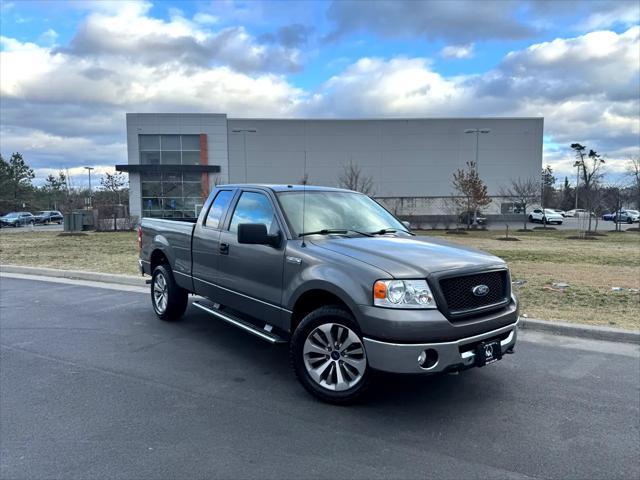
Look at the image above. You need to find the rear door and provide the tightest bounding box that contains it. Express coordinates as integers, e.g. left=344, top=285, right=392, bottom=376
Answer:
left=191, top=189, right=236, bottom=299
left=216, top=189, right=286, bottom=327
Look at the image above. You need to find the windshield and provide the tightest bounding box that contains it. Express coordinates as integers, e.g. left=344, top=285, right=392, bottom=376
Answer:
left=277, top=191, right=406, bottom=237
left=3, top=213, right=19, bottom=218
left=544, top=209, right=558, bottom=214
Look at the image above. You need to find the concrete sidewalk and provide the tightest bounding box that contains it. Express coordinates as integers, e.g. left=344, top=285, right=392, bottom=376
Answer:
left=2, top=264, right=638, bottom=344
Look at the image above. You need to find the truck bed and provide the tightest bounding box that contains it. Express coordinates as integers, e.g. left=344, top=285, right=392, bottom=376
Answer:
left=140, top=217, right=196, bottom=286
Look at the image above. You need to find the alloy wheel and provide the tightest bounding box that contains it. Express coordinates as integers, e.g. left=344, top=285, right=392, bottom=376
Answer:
left=153, top=273, right=168, bottom=313
left=303, top=323, right=367, bottom=391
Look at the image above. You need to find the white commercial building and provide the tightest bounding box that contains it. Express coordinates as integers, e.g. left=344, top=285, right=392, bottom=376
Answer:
left=118, top=114, right=543, bottom=221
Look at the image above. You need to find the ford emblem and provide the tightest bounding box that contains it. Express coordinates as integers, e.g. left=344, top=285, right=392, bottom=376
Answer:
left=472, top=284, right=490, bottom=297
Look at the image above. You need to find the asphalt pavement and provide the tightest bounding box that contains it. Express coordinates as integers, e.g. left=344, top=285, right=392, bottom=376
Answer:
left=1, top=276, right=639, bottom=480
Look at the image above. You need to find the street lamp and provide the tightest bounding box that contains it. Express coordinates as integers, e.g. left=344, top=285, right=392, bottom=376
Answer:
left=84, top=166, right=95, bottom=208
left=573, top=160, right=582, bottom=210
left=464, top=128, right=491, bottom=171
left=232, top=129, right=257, bottom=182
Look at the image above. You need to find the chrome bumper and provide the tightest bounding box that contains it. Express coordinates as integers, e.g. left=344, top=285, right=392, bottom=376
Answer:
left=363, top=320, right=518, bottom=374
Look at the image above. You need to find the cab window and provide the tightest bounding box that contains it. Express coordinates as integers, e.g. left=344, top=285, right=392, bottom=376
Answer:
left=229, top=192, right=276, bottom=233
left=204, top=190, right=234, bottom=228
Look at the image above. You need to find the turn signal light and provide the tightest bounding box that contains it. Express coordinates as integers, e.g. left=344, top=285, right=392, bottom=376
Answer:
left=373, top=281, right=387, bottom=299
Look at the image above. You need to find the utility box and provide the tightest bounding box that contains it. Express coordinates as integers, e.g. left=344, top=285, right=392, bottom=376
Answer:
left=63, top=210, right=95, bottom=232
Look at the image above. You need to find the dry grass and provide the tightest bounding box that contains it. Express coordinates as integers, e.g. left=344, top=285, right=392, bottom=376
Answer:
left=2, top=228, right=639, bottom=328
left=0, top=231, right=139, bottom=275
left=418, top=229, right=640, bottom=329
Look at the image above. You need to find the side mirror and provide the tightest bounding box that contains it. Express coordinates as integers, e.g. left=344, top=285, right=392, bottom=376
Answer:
left=402, top=220, right=412, bottom=230
left=237, top=223, right=280, bottom=247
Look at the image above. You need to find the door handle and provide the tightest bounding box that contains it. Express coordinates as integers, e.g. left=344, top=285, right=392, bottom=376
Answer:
left=219, top=242, right=229, bottom=255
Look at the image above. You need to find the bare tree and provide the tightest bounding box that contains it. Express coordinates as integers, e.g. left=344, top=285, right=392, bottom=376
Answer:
left=571, top=143, right=605, bottom=231
left=338, top=160, right=375, bottom=195
left=499, top=177, right=539, bottom=230
left=100, top=171, right=128, bottom=231
left=627, top=156, right=640, bottom=210
left=452, top=161, right=491, bottom=229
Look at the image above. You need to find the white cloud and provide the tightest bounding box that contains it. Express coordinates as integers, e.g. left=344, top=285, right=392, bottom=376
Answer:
left=193, top=12, right=219, bottom=25
left=0, top=4, right=637, bottom=185
left=57, top=5, right=303, bottom=73
left=440, top=44, right=474, bottom=59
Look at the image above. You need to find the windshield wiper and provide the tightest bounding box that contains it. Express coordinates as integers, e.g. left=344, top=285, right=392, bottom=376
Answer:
left=299, top=229, right=372, bottom=238
left=369, top=228, right=414, bottom=236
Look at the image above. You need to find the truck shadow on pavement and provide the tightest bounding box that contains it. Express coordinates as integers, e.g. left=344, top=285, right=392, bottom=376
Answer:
left=161, top=301, right=507, bottom=413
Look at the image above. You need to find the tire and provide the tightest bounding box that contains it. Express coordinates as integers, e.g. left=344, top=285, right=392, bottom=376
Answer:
left=151, top=264, right=188, bottom=321
left=627, top=218, right=633, bottom=224
left=528, top=215, right=533, bottom=223
left=290, top=306, right=371, bottom=404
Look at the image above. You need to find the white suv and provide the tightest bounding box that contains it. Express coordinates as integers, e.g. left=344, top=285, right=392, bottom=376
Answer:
left=529, top=208, right=564, bottom=225
left=615, top=210, right=640, bottom=224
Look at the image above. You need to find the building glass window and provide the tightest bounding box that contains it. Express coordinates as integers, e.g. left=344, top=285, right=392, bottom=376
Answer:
left=138, top=134, right=202, bottom=165
left=141, top=170, right=203, bottom=219
left=138, top=134, right=205, bottom=219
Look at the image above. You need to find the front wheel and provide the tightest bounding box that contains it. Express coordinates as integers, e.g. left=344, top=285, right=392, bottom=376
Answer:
left=528, top=215, right=533, bottom=223
left=290, top=306, right=371, bottom=404
left=151, top=264, right=188, bottom=321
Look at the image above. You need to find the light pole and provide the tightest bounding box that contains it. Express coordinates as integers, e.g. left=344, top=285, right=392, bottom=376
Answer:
left=464, top=128, right=491, bottom=172
left=84, top=166, right=94, bottom=208
left=573, top=160, right=582, bottom=210
left=232, top=129, right=257, bottom=182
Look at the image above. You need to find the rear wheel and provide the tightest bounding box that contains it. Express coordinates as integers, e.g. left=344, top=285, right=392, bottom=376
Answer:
left=290, top=306, right=371, bottom=404
left=151, top=264, right=188, bottom=321
left=528, top=215, right=533, bottom=223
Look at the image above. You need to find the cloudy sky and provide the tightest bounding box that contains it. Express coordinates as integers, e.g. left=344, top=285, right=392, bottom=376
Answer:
left=1, top=0, right=638, bottom=186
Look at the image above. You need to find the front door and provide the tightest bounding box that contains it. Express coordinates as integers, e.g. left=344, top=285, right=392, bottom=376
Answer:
left=216, top=190, right=286, bottom=328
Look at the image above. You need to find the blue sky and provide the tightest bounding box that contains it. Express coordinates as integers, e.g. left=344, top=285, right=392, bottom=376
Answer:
left=1, top=0, right=638, bottom=186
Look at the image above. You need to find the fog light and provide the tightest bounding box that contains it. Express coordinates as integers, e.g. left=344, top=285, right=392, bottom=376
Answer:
left=418, top=349, right=438, bottom=369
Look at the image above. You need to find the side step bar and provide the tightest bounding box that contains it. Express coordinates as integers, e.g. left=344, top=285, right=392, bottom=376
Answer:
left=192, top=301, right=287, bottom=344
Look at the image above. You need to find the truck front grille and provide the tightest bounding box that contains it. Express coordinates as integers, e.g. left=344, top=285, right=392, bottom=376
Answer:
left=438, top=270, right=509, bottom=318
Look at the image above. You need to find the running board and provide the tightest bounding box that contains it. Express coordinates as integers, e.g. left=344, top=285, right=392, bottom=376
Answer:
left=192, top=301, right=286, bottom=344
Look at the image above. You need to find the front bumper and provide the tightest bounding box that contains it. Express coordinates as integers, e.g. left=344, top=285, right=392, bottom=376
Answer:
left=363, top=319, right=518, bottom=374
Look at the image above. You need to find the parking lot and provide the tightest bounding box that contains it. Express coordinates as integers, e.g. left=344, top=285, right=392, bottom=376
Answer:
left=1, top=275, right=638, bottom=479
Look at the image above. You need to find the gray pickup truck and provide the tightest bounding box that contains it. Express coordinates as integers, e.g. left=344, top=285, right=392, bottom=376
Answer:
left=139, top=184, right=518, bottom=403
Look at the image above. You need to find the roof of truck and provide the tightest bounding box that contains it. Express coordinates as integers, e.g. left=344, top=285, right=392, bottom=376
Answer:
left=217, top=184, right=355, bottom=193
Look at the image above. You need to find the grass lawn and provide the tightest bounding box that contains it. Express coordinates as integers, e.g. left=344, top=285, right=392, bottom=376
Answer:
left=1, top=228, right=639, bottom=329
left=1, top=231, right=140, bottom=276
left=417, top=229, right=640, bottom=329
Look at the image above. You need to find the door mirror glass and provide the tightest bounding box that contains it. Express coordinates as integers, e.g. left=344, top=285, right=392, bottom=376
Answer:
left=237, top=223, right=280, bottom=247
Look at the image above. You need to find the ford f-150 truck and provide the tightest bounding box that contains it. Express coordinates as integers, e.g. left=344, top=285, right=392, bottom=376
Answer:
left=139, top=184, right=518, bottom=403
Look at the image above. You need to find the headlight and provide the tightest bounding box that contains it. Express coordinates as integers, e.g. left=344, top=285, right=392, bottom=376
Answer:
left=373, top=279, right=437, bottom=309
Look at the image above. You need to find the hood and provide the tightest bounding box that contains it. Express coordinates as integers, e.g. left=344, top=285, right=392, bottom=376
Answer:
left=310, top=235, right=505, bottom=278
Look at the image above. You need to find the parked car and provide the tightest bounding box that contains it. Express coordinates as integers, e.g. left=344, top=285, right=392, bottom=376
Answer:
left=564, top=209, right=593, bottom=218
left=602, top=212, right=615, bottom=221
left=0, top=212, right=35, bottom=227
left=614, top=210, right=640, bottom=224
left=33, top=210, right=63, bottom=224
left=139, top=184, right=519, bottom=404
left=528, top=208, right=563, bottom=225
left=458, top=210, right=487, bottom=226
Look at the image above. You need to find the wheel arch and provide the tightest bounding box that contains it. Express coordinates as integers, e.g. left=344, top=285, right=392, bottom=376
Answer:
left=150, top=248, right=169, bottom=272
left=289, top=284, right=359, bottom=334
